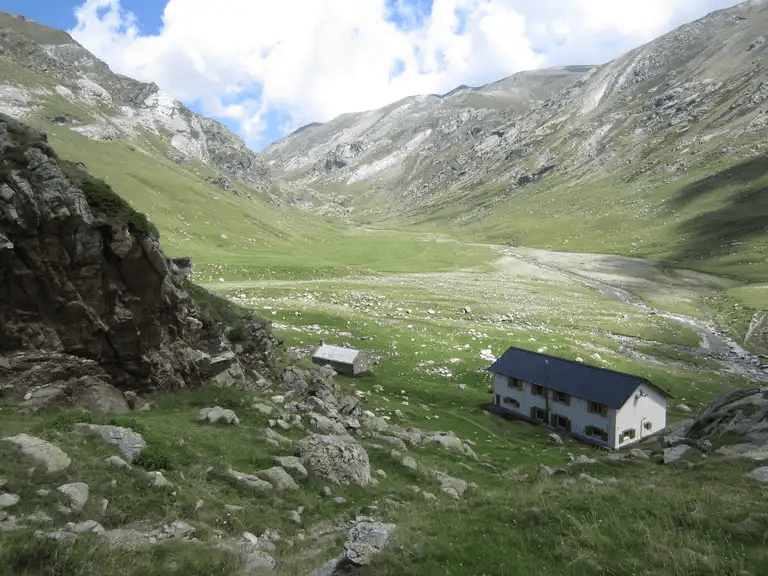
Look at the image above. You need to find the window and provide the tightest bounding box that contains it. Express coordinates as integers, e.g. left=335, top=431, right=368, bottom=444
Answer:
left=502, top=396, right=520, bottom=408
left=532, top=384, right=547, bottom=397
left=495, top=394, right=500, bottom=405
left=619, top=429, right=636, bottom=443
left=531, top=407, right=547, bottom=421
left=551, top=413, right=571, bottom=431
left=585, top=426, right=608, bottom=442
left=588, top=401, right=608, bottom=417
left=643, top=421, right=653, bottom=430
left=508, top=377, right=523, bottom=390
left=553, top=391, right=570, bottom=406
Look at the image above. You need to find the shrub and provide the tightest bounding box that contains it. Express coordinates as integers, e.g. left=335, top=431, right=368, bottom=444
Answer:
left=46, top=409, right=92, bottom=431
left=134, top=444, right=174, bottom=471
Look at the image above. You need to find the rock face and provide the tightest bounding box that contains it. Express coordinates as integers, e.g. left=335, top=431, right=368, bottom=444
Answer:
left=681, top=388, right=768, bottom=446
left=0, top=114, right=275, bottom=394
left=296, top=434, right=372, bottom=486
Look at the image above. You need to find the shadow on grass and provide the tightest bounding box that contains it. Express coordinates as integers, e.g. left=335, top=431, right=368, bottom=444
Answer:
left=664, top=156, right=768, bottom=265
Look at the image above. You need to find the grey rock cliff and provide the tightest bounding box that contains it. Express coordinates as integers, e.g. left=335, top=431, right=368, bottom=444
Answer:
left=0, top=114, right=274, bottom=394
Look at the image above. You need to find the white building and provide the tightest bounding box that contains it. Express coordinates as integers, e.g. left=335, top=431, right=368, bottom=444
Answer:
left=312, top=343, right=371, bottom=376
left=488, top=346, right=669, bottom=450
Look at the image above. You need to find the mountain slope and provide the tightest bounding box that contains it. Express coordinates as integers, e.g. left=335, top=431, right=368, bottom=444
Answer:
left=0, top=12, right=269, bottom=192
left=265, top=0, right=768, bottom=280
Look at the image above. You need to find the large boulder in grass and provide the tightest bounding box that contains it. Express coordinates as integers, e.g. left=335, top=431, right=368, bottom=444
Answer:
left=297, top=434, right=372, bottom=486
left=198, top=406, right=239, bottom=425
left=2, top=434, right=71, bottom=473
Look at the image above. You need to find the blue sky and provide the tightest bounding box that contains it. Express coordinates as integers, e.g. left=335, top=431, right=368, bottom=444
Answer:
left=4, top=0, right=740, bottom=151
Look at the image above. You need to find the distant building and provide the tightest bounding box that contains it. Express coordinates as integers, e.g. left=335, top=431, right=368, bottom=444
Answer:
left=170, top=257, right=193, bottom=278
left=312, top=343, right=371, bottom=375
left=488, top=346, right=669, bottom=450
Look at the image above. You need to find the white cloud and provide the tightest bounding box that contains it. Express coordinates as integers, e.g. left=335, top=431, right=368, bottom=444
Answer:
left=70, top=0, right=739, bottom=149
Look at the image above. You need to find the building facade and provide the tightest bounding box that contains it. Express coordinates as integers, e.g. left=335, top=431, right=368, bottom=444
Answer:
left=489, top=347, right=668, bottom=449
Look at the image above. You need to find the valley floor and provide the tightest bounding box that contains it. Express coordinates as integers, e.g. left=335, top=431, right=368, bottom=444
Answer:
left=206, top=242, right=767, bottom=418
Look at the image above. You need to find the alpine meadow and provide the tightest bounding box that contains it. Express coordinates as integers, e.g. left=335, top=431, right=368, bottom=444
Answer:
left=1, top=2, right=768, bottom=575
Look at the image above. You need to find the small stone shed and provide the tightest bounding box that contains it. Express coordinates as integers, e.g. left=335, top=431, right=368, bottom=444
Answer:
left=312, top=344, right=371, bottom=376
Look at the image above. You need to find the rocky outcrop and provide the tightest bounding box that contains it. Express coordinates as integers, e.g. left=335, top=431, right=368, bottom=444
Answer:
left=0, top=114, right=276, bottom=396
left=680, top=387, right=768, bottom=447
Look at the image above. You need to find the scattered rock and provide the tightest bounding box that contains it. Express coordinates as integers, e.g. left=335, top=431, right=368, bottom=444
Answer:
left=297, top=434, right=372, bottom=486
left=198, top=406, right=239, bottom=425
left=251, top=402, right=273, bottom=416
left=273, top=456, right=308, bottom=479
left=696, top=439, right=713, bottom=455
left=257, top=467, right=299, bottom=491
left=3, top=434, right=71, bottom=472
left=343, top=521, right=395, bottom=566
left=432, top=471, right=468, bottom=499
left=629, top=449, right=651, bottom=460
left=105, top=455, right=131, bottom=470
left=548, top=433, right=564, bottom=445
left=0, top=493, right=20, bottom=508
left=75, top=424, right=146, bottom=462
left=264, top=428, right=292, bottom=449
left=579, top=473, right=605, bottom=486
left=69, top=520, right=105, bottom=535
left=400, top=455, right=418, bottom=471
left=228, top=469, right=272, bottom=491
left=165, top=520, right=196, bottom=539
left=57, top=482, right=89, bottom=513
left=242, top=551, right=277, bottom=572
left=147, top=471, right=171, bottom=488
left=746, top=466, right=768, bottom=484
left=663, top=445, right=692, bottom=464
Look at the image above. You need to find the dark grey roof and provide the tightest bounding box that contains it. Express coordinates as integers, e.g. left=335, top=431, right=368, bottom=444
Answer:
left=488, top=346, right=669, bottom=409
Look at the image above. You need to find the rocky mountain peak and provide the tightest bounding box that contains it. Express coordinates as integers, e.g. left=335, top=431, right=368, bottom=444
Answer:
left=0, top=11, right=270, bottom=194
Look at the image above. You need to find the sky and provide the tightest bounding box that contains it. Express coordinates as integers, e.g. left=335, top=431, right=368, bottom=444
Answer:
left=5, top=0, right=740, bottom=151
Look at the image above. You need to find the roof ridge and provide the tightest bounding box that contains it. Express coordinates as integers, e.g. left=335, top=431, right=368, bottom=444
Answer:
left=505, top=345, right=649, bottom=382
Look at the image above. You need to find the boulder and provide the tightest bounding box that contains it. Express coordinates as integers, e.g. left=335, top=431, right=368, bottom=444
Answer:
left=273, top=456, right=308, bottom=479
left=297, top=434, right=372, bottom=486
left=57, top=482, right=89, bottom=513
left=663, top=445, right=692, bottom=464
left=257, top=467, right=299, bottom=491
left=264, top=428, right=292, bottom=449
left=0, top=493, right=20, bottom=508
left=228, top=469, right=272, bottom=492
left=242, top=550, right=277, bottom=572
left=343, top=521, right=395, bottom=566
left=3, top=434, right=71, bottom=472
left=746, top=466, right=768, bottom=484
left=251, top=402, right=273, bottom=416
left=548, top=433, right=564, bottom=445
left=74, top=424, right=146, bottom=462
left=432, top=471, right=468, bottom=499
left=198, top=406, right=239, bottom=425
left=307, top=412, right=346, bottom=435
left=104, top=456, right=131, bottom=470
left=147, top=471, right=171, bottom=488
